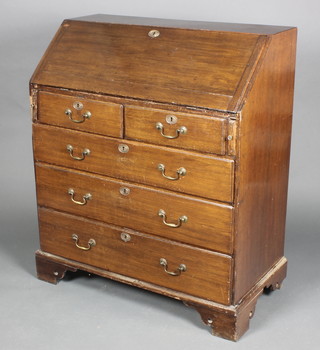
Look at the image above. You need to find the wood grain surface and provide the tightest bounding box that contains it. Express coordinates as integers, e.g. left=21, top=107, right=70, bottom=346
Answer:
left=125, top=106, right=228, bottom=154
left=233, top=28, right=297, bottom=303
left=38, top=91, right=123, bottom=137
left=35, top=163, right=234, bottom=254
left=33, top=124, right=234, bottom=203
left=30, top=14, right=297, bottom=341
left=31, top=20, right=261, bottom=110
left=38, top=208, right=232, bottom=305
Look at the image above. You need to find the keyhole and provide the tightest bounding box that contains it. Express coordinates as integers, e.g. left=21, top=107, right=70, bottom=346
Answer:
left=120, top=187, right=130, bottom=196
left=118, top=144, right=129, bottom=153
left=73, top=101, right=83, bottom=110
left=165, top=115, right=178, bottom=125
left=120, top=232, right=131, bottom=242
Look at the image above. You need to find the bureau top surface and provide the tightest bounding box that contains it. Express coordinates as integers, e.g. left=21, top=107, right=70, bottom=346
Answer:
left=31, top=14, right=295, bottom=112
left=72, top=14, right=294, bottom=35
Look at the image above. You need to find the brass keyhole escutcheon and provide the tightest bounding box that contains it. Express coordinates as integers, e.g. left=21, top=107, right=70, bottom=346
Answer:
left=120, top=187, right=130, bottom=196
left=166, top=115, right=178, bottom=125
left=73, top=101, right=83, bottom=110
left=120, top=232, right=131, bottom=242
left=148, top=29, right=160, bottom=38
left=118, top=144, right=129, bottom=153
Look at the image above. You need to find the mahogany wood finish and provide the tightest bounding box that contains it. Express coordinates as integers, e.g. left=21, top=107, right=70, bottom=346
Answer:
left=30, top=14, right=296, bottom=341
left=33, top=124, right=234, bottom=202
left=233, top=28, right=297, bottom=302
left=38, top=91, right=123, bottom=137
left=125, top=106, right=229, bottom=154
left=35, top=249, right=287, bottom=341
left=38, top=208, right=232, bottom=304
left=31, top=20, right=260, bottom=111
left=35, top=163, right=233, bottom=254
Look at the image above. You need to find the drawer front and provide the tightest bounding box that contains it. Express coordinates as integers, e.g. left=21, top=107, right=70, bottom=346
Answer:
left=35, top=164, right=233, bottom=254
left=33, top=124, right=234, bottom=203
left=125, top=106, right=228, bottom=154
left=38, top=208, right=232, bottom=305
left=37, top=91, right=123, bottom=137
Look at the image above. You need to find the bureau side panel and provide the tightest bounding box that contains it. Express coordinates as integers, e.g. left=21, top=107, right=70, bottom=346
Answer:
left=233, top=28, right=297, bottom=303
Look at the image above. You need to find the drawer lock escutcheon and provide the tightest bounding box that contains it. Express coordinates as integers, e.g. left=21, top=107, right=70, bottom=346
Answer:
left=68, top=188, right=92, bottom=205
left=66, top=144, right=90, bottom=161
left=148, top=29, right=160, bottom=38
left=120, top=232, right=131, bottom=242
left=158, top=209, right=188, bottom=228
left=119, top=187, right=130, bottom=196
left=118, top=144, right=129, bottom=153
left=159, top=258, right=187, bottom=276
left=157, top=163, right=186, bottom=180
left=165, top=115, right=178, bottom=125
left=71, top=234, right=96, bottom=251
left=65, top=108, right=92, bottom=123
left=155, top=122, right=187, bottom=139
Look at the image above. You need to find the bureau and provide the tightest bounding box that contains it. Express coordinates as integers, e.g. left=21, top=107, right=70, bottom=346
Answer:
left=30, top=14, right=297, bottom=341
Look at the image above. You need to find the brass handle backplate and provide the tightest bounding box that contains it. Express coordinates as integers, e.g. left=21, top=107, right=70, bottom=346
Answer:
left=71, top=234, right=96, bottom=251
left=159, top=258, right=186, bottom=276
left=155, top=122, right=187, bottom=139
left=158, top=209, right=188, bottom=228
left=66, top=144, right=90, bottom=161
left=157, top=163, right=186, bottom=180
left=68, top=188, right=92, bottom=205
left=65, top=108, right=92, bottom=123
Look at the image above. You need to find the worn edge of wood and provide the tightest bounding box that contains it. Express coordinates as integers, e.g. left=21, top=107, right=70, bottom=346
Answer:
left=226, top=119, right=237, bottom=156
left=30, top=88, right=38, bottom=122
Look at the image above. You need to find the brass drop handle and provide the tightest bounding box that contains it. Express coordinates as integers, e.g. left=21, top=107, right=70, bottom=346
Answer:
left=66, top=144, right=90, bottom=161
left=157, top=163, right=186, bottom=180
left=158, top=209, right=188, bottom=228
left=155, top=122, right=187, bottom=139
left=68, top=188, right=92, bottom=205
left=65, top=108, right=92, bottom=123
left=71, top=234, right=96, bottom=251
left=159, top=258, right=187, bottom=276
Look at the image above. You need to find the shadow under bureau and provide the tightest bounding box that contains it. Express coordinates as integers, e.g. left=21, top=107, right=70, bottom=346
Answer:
left=30, top=14, right=296, bottom=341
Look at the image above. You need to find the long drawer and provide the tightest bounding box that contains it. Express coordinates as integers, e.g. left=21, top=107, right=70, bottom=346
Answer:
left=38, top=208, right=232, bottom=305
left=33, top=124, right=234, bottom=203
left=35, top=163, right=234, bottom=254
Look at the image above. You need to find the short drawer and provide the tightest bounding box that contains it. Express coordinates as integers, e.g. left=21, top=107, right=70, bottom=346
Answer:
left=33, top=124, right=234, bottom=203
left=38, top=208, right=232, bottom=305
left=125, top=106, right=228, bottom=154
left=35, top=163, right=234, bottom=254
left=37, top=91, right=123, bottom=137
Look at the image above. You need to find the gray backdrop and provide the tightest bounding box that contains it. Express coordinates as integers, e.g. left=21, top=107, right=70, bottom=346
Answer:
left=1, top=0, right=319, bottom=349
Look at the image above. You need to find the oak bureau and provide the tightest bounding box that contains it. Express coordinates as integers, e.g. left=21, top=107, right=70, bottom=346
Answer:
left=30, top=14, right=297, bottom=341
